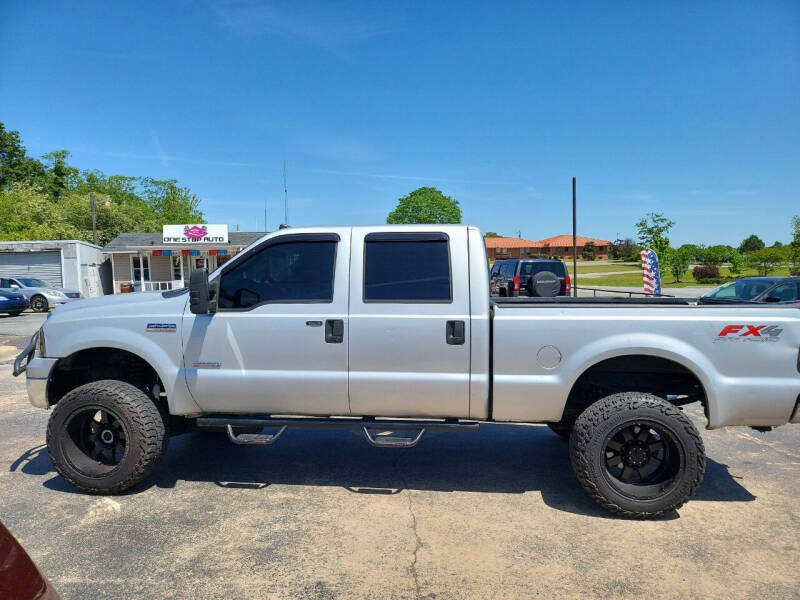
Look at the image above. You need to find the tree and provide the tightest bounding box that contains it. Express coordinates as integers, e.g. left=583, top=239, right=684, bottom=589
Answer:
left=635, top=213, right=674, bottom=268
left=665, top=247, right=691, bottom=282
left=747, top=248, right=783, bottom=276
left=728, top=249, right=745, bottom=274
left=0, top=122, right=47, bottom=190
left=610, top=238, right=639, bottom=261
left=677, top=244, right=703, bottom=262
left=790, top=215, right=800, bottom=271
left=386, top=187, right=461, bottom=224
left=483, top=232, right=501, bottom=238
left=42, top=150, right=80, bottom=200
left=699, top=245, right=729, bottom=267
left=581, top=241, right=596, bottom=261
left=738, top=234, right=764, bottom=253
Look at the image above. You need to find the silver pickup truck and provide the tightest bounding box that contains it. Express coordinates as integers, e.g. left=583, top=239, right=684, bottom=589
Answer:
left=14, top=225, right=800, bottom=518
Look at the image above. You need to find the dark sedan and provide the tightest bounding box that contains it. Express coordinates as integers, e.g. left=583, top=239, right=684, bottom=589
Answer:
left=699, top=276, right=800, bottom=305
left=0, top=289, right=30, bottom=316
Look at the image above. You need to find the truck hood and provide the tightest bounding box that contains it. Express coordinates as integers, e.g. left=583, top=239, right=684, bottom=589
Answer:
left=49, top=289, right=188, bottom=319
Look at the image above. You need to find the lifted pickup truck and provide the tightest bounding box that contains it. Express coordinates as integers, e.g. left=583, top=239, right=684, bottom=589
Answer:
left=14, top=226, right=800, bottom=518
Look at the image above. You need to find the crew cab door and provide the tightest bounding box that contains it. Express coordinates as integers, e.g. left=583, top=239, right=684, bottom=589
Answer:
left=182, top=230, right=351, bottom=415
left=347, top=228, right=471, bottom=418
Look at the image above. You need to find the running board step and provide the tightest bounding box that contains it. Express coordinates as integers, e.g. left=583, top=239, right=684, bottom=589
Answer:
left=226, top=424, right=287, bottom=446
left=363, top=426, right=425, bottom=448
left=196, top=416, right=479, bottom=448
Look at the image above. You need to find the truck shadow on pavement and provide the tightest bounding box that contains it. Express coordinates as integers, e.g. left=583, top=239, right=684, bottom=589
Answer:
left=12, top=423, right=755, bottom=519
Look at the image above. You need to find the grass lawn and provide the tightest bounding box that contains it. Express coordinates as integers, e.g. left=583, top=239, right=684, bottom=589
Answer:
left=572, top=263, right=640, bottom=274
left=582, top=265, right=795, bottom=288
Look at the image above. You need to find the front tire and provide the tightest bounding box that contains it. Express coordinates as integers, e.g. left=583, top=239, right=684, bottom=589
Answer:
left=569, top=392, right=705, bottom=519
left=47, top=380, right=167, bottom=494
left=30, top=295, right=49, bottom=313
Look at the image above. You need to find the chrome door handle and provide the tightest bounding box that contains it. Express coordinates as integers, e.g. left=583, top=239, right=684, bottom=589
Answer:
left=306, top=320, right=323, bottom=327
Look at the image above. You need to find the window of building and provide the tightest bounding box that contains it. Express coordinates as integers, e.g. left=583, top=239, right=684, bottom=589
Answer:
left=131, top=256, right=150, bottom=282
left=363, top=234, right=451, bottom=302
left=217, top=240, right=336, bottom=309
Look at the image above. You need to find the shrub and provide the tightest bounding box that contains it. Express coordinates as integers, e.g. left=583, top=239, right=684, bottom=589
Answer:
left=692, top=265, right=720, bottom=282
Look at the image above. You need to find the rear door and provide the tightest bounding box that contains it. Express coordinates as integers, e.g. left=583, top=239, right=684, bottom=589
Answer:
left=347, top=228, right=471, bottom=418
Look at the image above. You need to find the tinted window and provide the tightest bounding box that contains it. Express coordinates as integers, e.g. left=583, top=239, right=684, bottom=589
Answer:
left=364, top=239, right=451, bottom=302
left=500, top=261, right=516, bottom=276
left=520, top=261, right=567, bottom=277
left=218, top=241, right=336, bottom=308
left=766, top=282, right=798, bottom=302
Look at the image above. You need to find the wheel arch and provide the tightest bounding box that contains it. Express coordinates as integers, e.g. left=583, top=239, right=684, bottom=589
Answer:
left=560, top=339, right=716, bottom=427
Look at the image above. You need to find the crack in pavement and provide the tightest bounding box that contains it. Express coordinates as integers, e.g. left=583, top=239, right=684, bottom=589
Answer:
left=395, top=458, right=424, bottom=600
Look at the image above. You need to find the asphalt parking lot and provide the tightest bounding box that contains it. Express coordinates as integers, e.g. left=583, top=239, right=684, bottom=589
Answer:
left=1, top=312, right=799, bottom=599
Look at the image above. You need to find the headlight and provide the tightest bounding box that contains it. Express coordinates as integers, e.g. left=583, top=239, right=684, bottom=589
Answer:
left=52, top=290, right=67, bottom=298
left=37, top=328, right=46, bottom=357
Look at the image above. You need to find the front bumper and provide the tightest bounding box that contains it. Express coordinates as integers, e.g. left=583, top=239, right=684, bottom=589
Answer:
left=25, top=357, right=58, bottom=409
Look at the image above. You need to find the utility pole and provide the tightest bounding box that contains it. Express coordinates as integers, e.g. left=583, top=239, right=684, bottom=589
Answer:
left=572, top=177, right=577, bottom=297
left=282, top=160, right=288, bottom=226
left=90, top=192, right=98, bottom=245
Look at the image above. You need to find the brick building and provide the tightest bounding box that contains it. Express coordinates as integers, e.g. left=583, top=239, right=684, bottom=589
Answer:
left=484, top=235, right=612, bottom=262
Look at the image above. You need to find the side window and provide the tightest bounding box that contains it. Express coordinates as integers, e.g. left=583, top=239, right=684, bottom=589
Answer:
left=767, top=283, right=798, bottom=302
left=363, top=234, right=451, bottom=302
left=217, top=240, right=337, bottom=309
left=0, top=278, right=7, bottom=287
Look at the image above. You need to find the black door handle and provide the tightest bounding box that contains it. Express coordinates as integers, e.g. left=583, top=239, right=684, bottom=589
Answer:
left=446, top=320, right=465, bottom=345
left=325, top=319, right=344, bottom=343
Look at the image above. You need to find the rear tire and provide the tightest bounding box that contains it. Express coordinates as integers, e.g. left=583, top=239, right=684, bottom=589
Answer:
left=47, top=380, right=167, bottom=494
left=569, top=392, right=705, bottom=519
left=30, top=295, right=49, bottom=313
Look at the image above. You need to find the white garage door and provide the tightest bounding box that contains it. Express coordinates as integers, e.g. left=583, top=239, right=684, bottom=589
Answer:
left=0, top=251, right=63, bottom=287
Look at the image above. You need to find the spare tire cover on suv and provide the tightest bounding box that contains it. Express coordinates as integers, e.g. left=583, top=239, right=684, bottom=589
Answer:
left=528, top=271, right=560, bottom=297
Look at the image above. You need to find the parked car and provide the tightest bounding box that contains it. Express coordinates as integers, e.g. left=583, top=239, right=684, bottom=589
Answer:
left=0, top=288, right=30, bottom=316
left=0, top=521, right=60, bottom=599
left=0, top=277, right=81, bottom=313
left=13, top=225, right=800, bottom=519
left=490, top=258, right=570, bottom=297
left=699, top=276, right=800, bottom=306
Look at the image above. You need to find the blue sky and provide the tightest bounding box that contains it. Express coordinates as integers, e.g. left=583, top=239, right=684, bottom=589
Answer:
left=1, top=1, right=798, bottom=245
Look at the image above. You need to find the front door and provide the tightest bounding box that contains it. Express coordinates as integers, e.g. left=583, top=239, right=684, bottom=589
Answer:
left=182, top=230, right=351, bottom=416
left=347, top=228, right=471, bottom=418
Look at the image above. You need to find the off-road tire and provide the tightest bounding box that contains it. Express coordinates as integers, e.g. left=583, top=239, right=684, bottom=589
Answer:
left=30, top=295, right=49, bottom=313
left=47, top=380, right=166, bottom=494
left=547, top=423, right=572, bottom=440
left=569, top=392, right=705, bottom=519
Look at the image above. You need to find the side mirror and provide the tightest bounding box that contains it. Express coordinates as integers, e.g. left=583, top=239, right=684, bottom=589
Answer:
left=189, top=268, right=213, bottom=314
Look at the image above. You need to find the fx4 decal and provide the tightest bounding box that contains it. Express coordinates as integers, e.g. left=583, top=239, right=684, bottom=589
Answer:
left=715, top=324, right=783, bottom=342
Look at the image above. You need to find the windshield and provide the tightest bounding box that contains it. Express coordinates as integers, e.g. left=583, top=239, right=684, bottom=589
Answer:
left=703, top=279, right=777, bottom=300
left=16, top=278, right=48, bottom=287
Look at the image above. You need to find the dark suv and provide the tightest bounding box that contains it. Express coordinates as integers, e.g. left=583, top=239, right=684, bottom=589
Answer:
left=490, top=258, right=570, bottom=297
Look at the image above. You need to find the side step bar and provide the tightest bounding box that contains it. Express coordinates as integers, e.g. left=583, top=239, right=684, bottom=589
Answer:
left=197, top=416, right=479, bottom=448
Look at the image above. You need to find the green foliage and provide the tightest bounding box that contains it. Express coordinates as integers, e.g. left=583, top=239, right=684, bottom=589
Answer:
left=581, top=241, right=596, bottom=261
left=387, top=187, right=461, bottom=224
left=728, top=249, right=745, bottom=274
left=699, top=244, right=730, bottom=267
left=738, top=234, right=764, bottom=253
left=0, top=121, right=204, bottom=245
left=483, top=231, right=501, bottom=238
left=665, top=247, right=691, bottom=282
left=677, top=244, right=703, bottom=262
left=610, top=238, right=640, bottom=261
left=635, top=213, right=674, bottom=265
left=747, top=248, right=783, bottom=276
left=790, top=215, right=800, bottom=270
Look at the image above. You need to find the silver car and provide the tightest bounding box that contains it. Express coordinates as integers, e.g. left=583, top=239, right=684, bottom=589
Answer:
left=0, top=277, right=81, bottom=313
